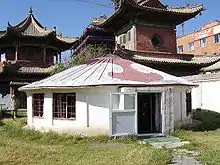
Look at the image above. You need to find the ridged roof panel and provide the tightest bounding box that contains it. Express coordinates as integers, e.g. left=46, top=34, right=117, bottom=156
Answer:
left=20, top=55, right=194, bottom=91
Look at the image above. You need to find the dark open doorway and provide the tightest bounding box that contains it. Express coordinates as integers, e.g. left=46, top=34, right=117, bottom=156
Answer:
left=138, top=93, right=162, bottom=134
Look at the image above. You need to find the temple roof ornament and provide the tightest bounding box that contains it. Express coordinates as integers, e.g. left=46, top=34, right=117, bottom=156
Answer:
left=29, top=6, right=33, bottom=15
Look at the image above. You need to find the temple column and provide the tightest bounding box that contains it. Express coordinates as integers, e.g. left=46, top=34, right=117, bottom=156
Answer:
left=56, top=53, right=58, bottom=64
left=43, top=47, right=46, bottom=62
left=59, top=52, right=61, bottom=63
left=15, top=45, right=18, bottom=61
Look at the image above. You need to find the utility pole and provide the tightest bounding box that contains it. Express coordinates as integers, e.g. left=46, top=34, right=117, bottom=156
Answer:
left=181, top=22, right=185, bottom=37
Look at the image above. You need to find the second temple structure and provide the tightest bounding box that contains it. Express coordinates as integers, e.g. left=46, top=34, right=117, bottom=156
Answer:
left=0, top=8, right=78, bottom=110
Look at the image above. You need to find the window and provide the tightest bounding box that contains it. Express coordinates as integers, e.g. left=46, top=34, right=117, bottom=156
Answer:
left=177, top=45, right=184, bottom=53
left=186, top=92, right=192, bottom=115
left=33, top=93, right=44, bottom=117
left=188, top=42, right=194, bottom=51
left=127, top=31, right=131, bottom=42
left=118, top=34, right=126, bottom=44
left=119, top=36, right=122, bottom=44
left=151, top=35, right=163, bottom=48
left=111, top=93, right=136, bottom=111
left=214, top=34, right=220, bottom=43
left=53, top=93, right=76, bottom=119
left=1, top=53, right=6, bottom=62
left=200, top=38, right=207, bottom=47
left=122, top=34, right=126, bottom=44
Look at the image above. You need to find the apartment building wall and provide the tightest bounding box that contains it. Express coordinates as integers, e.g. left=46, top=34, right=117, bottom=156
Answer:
left=177, top=21, right=220, bottom=55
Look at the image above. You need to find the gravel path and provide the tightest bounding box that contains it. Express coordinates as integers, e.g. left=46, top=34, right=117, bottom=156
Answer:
left=171, top=149, right=202, bottom=165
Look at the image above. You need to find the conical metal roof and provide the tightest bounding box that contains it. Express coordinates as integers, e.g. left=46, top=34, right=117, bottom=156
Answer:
left=20, top=55, right=194, bottom=91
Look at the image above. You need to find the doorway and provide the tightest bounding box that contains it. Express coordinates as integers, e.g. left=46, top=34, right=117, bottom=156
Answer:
left=138, top=93, right=162, bottom=134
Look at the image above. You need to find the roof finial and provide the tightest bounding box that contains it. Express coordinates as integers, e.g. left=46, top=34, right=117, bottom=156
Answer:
left=7, top=21, right=12, bottom=27
left=29, top=6, right=33, bottom=15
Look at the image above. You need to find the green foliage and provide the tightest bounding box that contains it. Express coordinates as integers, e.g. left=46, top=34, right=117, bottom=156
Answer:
left=52, top=44, right=108, bottom=74
left=51, top=62, right=66, bottom=75
left=192, top=110, right=220, bottom=131
left=178, top=110, right=220, bottom=131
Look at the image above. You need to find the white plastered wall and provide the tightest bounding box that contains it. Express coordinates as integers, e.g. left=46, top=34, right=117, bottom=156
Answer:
left=26, top=85, right=189, bottom=136
left=192, top=80, right=220, bottom=113
left=173, top=86, right=188, bottom=127
left=26, top=86, right=118, bottom=136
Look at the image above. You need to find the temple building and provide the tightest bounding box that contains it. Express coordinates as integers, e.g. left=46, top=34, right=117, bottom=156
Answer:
left=71, top=26, right=115, bottom=55
left=92, top=0, right=220, bottom=76
left=0, top=8, right=78, bottom=110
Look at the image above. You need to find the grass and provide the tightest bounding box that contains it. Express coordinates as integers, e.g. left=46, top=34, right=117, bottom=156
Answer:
left=0, top=118, right=172, bottom=165
left=173, top=110, right=220, bottom=165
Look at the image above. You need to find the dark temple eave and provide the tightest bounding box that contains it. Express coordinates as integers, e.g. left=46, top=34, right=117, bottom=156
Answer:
left=114, top=47, right=220, bottom=68
left=93, top=0, right=204, bottom=31
left=0, top=9, right=78, bottom=50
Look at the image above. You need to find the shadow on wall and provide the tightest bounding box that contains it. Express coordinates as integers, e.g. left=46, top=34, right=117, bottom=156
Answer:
left=181, top=109, right=220, bottom=131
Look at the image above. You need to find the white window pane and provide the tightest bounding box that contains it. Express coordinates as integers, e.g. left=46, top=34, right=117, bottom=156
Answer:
left=200, top=38, right=206, bottom=47
left=214, top=34, right=220, bottom=43
left=111, top=93, right=136, bottom=110
left=127, top=31, right=131, bottom=41
left=122, top=34, right=126, bottom=44
left=188, top=42, right=194, bottom=51
left=124, top=94, right=135, bottom=109
left=178, top=45, right=183, bottom=53
left=111, top=94, right=120, bottom=110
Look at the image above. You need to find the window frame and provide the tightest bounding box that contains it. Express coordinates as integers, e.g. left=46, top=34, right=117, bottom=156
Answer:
left=32, top=93, right=44, bottom=118
left=151, top=35, right=163, bottom=48
left=127, top=31, right=131, bottom=42
left=122, top=34, right=126, bottom=44
left=53, top=93, right=76, bottom=120
left=200, top=38, right=207, bottom=47
left=177, top=45, right=184, bottom=53
left=119, top=36, right=122, bottom=44
left=186, top=92, right=192, bottom=116
left=213, top=34, right=220, bottom=44
left=188, top=42, right=194, bottom=51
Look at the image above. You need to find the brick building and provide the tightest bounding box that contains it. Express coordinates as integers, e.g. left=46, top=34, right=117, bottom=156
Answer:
left=92, top=0, right=220, bottom=76
left=177, top=20, right=220, bottom=55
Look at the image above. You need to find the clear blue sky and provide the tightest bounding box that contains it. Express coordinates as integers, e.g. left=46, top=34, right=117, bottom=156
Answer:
left=0, top=0, right=219, bottom=38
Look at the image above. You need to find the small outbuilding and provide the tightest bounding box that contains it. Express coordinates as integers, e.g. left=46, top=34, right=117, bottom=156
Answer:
left=20, top=55, right=195, bottom=136
left=184, top=73, right=220, bottom=113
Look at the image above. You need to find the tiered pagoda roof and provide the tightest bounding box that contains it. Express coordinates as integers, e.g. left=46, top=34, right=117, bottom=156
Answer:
left=114, top=46, right=220, bottom=67
left=0, top=60, right=55, bottom=75
left=0, top=8, right=78, bottom=51
left=92, top=0, right=204, bottom=31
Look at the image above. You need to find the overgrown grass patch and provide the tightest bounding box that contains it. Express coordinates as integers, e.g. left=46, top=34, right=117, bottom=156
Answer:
left=173, top=110, right=220, bottom=165
left=0, top=118, right=172, bottom=165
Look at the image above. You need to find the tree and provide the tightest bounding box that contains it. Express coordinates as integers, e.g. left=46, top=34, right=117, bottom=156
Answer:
left=52, top=44, right=109, bottom=74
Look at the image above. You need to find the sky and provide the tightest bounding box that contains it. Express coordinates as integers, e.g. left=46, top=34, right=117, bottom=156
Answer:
left=0, top=0, right=219, bottom=38
left=0, top=0, right=219, bottom=60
